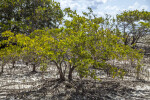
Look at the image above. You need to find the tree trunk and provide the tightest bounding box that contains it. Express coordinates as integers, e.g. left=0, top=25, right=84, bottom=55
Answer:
left=32, top=64, right=36, bottom=72
left=57, top=64, right=65, bottom=81
left=59, top=69, right=65, bottom=81
left=53, top=61, right=65, bottom=81
left=12, top=61, right=15, bottom=68
left=68, top=66, right=76, bottom=81
left=123, top=25, right=129, bottom=46
left=136, top=67, right=140, bottom=80
left=26, top=62, right=28, bottom=66
left=124, top=38, right=128, bottom=45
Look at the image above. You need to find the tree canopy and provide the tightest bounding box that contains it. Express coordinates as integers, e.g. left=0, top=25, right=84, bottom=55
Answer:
left=0, top=0, right=63, bottom=36
left=0, top=7, right=145, bottom=81
left=117, top=10, right=150, bottom=47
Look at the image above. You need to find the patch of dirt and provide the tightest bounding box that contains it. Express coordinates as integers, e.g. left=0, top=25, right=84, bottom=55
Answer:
left=0, top=60, right=150, bottom=100
left=2, top=78, right=150, bottom=100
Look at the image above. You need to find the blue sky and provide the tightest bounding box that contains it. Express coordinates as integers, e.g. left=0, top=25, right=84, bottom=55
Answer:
left=55, top=0, right=150, bottom=17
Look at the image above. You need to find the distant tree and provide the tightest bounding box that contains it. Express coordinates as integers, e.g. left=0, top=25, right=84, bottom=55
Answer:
left=117, top=10, right=150, bottom=48
left=0, top=0, right=63, bottom=37
left=0, top=31, right=22, bottom=73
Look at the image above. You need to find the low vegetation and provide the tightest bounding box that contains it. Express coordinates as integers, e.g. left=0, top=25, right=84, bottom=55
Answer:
left=0, top=0, right=150, bottom=99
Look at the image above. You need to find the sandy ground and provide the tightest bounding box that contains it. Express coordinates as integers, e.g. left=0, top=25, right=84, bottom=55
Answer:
left=0, top=61, right=150, bottom=100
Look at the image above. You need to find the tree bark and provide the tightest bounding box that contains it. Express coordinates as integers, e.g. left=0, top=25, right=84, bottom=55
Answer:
left=56, top=61, right=65, bottom=81
left=53, top=60, right=66, bottom=81
left=136, top=67, right=140, bottom=80
left=68, top=66, right=76, bottom=81
left=124, top=38, right=128, bottom=45
left=12, top=61, right=15, bottom=68
left=32, top=64, right=36, bottom=72
left=25, top=62, right=28, bottom=66
left=59, top=71, right=65, bottom=81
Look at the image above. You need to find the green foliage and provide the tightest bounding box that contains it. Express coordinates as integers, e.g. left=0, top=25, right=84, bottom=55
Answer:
left=117, top=10, right=150, bottom=46
left=40, top=62, right=48, bottom=72
left=0, top=0, right=63, bottom=37
left=0, top=6, right=145, bottom=81
left=1, top=31, right=14, bottom=38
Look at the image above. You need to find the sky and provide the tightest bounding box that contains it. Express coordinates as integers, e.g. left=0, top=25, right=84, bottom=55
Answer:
left=55, top=0, right=150, bottom=17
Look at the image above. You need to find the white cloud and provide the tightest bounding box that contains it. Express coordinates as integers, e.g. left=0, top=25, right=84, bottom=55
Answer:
left=55, top=0, right=109, bottom=16
left=55, top=0, right=149, bottom=18
left=56, top=0, right=108, bottom=10
left=128, top=2, right=149, bottom=10
left=105, top=6, right=119, bottom=11
left=140, top=5, right=149, bottom=10
left=94, top=5, right=121, bottom=17
left=95, top=0, right=108, bottom=3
